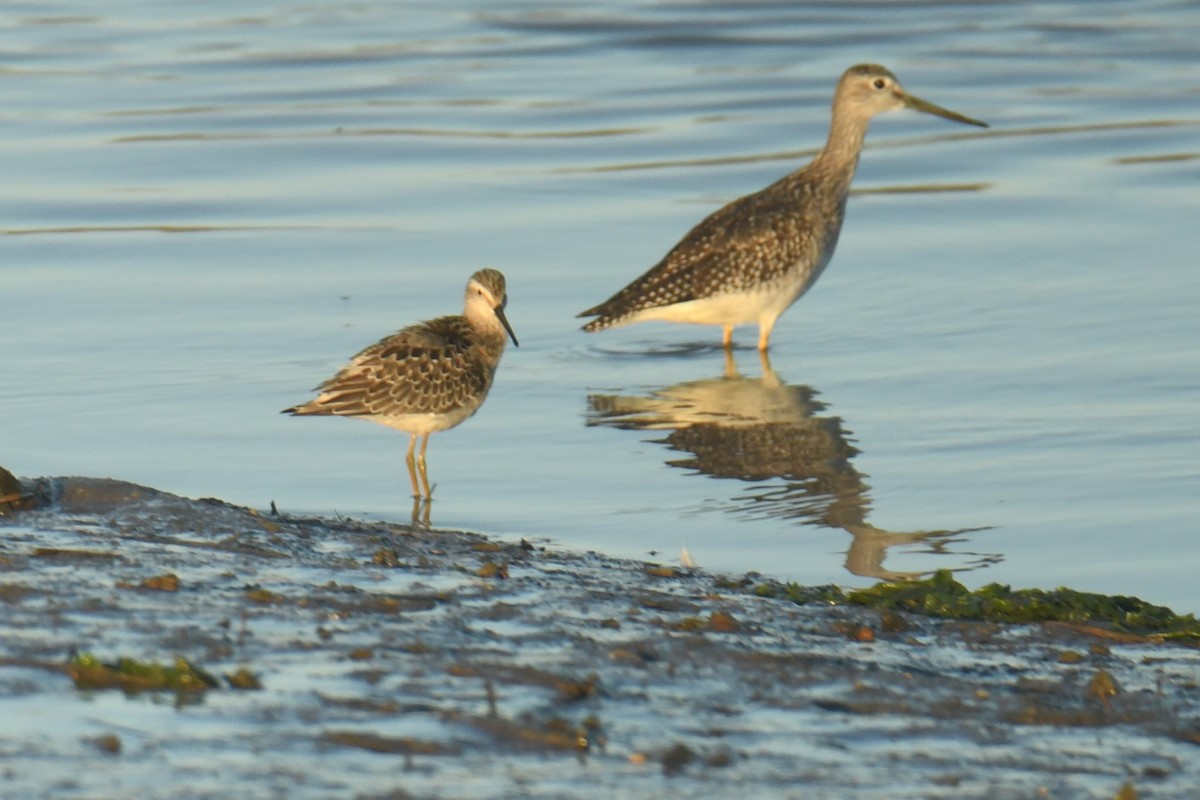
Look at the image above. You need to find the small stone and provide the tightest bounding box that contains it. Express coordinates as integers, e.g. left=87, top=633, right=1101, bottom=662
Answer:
left=708, top=611, right=740, bottom=633
left=1088, top=669, right=1120, bottom=701
left=225, top=668, right=262, bottom=690
left=477, top=560, right=508, bottom=579
left=661, top=742, right=695, bottom=775
left=1113, top=781, right=1139, bottom=800
left=141, top=573, right=180, bottom=592
left=88, top=733, right=121, bottom=755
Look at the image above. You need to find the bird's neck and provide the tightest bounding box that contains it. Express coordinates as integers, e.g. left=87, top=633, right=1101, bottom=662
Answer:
left=469, top=314, right=510, bottom=353
left=471, top=316, right=504, bottom=337
left=809, top=111, right=870, bottom=184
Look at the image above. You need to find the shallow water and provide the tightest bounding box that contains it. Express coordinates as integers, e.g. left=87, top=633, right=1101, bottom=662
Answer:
left=4, top=1, right=1199, bottom=610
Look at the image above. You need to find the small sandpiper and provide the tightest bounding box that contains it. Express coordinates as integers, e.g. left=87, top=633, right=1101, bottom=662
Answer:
left=283, top=269, right=518, bottom=500
left=578, top=64, right=988, bottom=351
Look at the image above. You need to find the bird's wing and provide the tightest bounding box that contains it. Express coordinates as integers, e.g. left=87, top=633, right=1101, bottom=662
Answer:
left=579, top=169, right=835, bottom=321
left=306, top=317, right=490, bottom=417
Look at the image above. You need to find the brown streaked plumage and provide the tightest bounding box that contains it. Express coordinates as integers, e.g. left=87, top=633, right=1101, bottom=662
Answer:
left=283, top=269, right=518, bottom=500
left=578, top=64, right=988, bottom=351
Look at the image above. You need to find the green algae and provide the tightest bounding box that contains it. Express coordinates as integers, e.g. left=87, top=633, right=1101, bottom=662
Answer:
left=69, top=653, right=219, bottom=694
left=754, top=581, right=847, bottom=605
left=756, top=570, right=1200, bottom=641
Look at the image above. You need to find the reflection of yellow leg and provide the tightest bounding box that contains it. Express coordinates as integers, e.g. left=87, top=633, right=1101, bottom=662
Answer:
left=405, top=434, right=421, bottom=499
left=722, top=347, right=738, bottom=379
left=722, top=324, right=733, bottom=350
left=758, top=349, right=781, bottom=387
left=416, top=433, right=433, bottom=499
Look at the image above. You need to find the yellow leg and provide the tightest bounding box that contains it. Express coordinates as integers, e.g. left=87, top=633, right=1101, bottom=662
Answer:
left=405, top=434, right=421, bottom=499
left=756, top=319, right=775, bottom=352
left=722, top=324, right=734, bottom=350
left=416, top=433, right=433, bottom=499
left=410, top=495, right=431, bottom=528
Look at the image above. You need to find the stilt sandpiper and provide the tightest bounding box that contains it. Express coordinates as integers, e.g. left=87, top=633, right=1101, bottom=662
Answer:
left=284, top=269, right=518, bottom=501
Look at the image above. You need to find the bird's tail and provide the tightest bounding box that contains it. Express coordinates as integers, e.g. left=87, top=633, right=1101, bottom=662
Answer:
left=580, top=315, right=616, bottom=333
left=281, top=402, right=327, bottom=416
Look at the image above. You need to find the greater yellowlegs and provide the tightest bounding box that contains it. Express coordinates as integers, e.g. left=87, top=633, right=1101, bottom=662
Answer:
left=578, top=64, right=988, bottom=351
left=283, top=269, right=518, bottom=500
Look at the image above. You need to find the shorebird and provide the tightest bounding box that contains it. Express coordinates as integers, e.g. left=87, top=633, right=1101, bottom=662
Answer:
left=578, top=64, right=988, bottom=351
left=283, top=269, right=518, bottom=500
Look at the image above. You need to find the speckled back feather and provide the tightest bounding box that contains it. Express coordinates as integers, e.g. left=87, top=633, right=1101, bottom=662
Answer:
left=286, top=314, right=507, bottom=420
left=578, top=162, right=852, bottom=330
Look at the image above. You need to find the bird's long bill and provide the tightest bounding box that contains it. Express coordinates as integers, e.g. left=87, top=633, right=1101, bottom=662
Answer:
left=495, top=307, right=519, bottom=347
left=904, top=93, right=988, bottom=128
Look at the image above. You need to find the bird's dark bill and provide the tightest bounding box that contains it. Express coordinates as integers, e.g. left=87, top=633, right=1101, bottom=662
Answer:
left=904, top=93, right=988, bottom=128
left=496, top=307, right=519, bottom=346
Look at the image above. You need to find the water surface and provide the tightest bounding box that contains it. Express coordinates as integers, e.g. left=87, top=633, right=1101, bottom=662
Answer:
left=4, top=1, right=1199, bottom=610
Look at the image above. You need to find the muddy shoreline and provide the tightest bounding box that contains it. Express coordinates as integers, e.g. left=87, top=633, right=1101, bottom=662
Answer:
left=1, top=475, right=1198, bottom=799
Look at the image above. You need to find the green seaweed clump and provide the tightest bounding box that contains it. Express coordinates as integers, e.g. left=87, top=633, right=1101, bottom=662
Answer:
left=846, top=570, right=1200, bottom=641
left=69, top=653, right=219, bottom=694
left=754, top=582, right=848, bottom=605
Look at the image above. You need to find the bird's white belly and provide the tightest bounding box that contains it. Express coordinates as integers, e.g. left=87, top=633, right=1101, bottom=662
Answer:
left=627, top=270, right=816, bottom=327
left=363, top=405, right=480, bottom=435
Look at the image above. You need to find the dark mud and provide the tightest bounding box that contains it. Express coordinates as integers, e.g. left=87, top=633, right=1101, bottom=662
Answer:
left=1, top=475, right=1198, bottom=799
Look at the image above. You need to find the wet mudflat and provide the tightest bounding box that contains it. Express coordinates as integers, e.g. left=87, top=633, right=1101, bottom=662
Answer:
left=1, top=476, right=1198, bottom=800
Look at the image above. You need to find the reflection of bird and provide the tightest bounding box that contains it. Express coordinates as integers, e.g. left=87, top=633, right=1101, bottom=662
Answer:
left=587, top=351, right=983, bottom=580
left=284, top=269, right=518, bottom=503
left=578, top=64, right=988, bottom=351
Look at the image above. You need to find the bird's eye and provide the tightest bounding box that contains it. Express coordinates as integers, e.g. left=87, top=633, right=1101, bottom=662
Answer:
left=873, top=78, right=886, bottom=90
